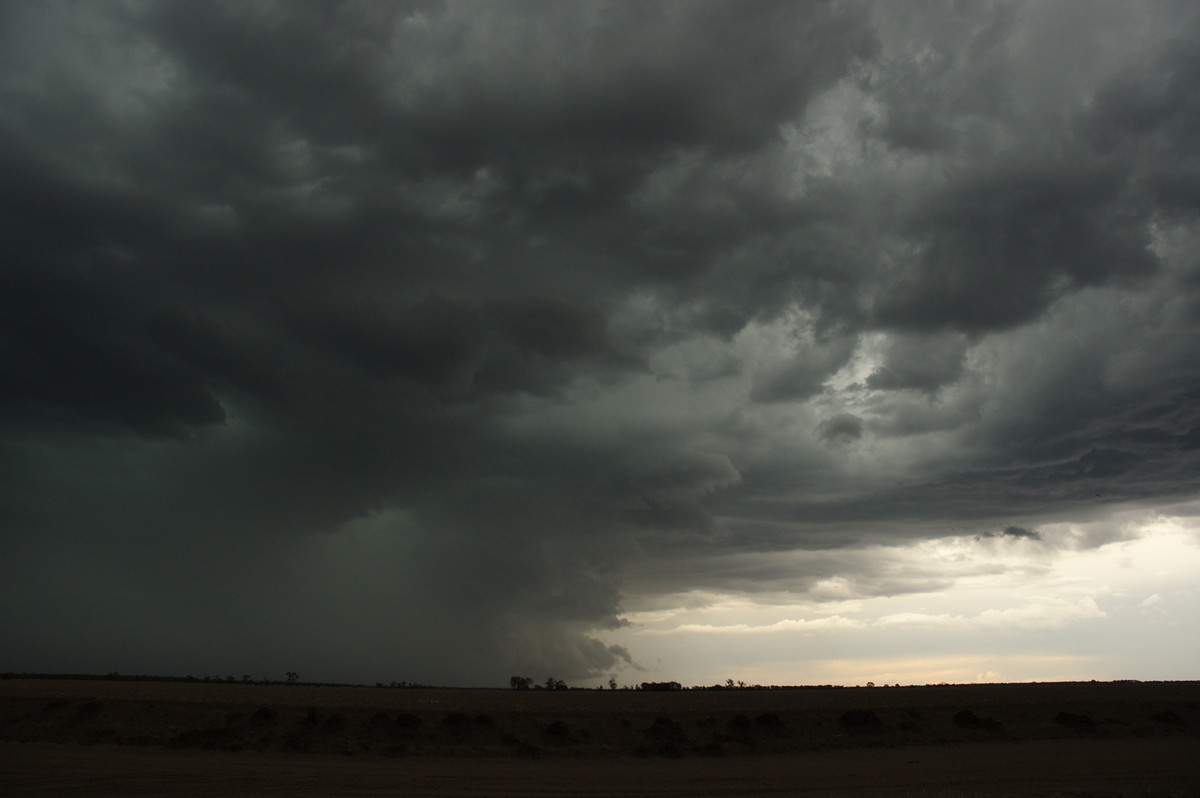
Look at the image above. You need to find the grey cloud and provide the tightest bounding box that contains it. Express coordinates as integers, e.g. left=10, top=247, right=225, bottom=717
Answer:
left=866, top=1, right=1019, bottom=154
left=295, top=294, right=647, bottom=399
left=818, top=413, right=864, bottom=445
left=978, top=526, right=1042, bottom=541
left=297, top=296, right=488, bottom=395
left=686, top=350, right=744, bottom=383
left=0, top=269, right=227, bottom=438
left=1003, top=526, right=1041, bottom=540
left=864, top=395, right=982, bottom=439
left=867, top=333, right=969, bottom=393
left=752, top=335, right=857, bottom=402
left=623, top=543, right=972, bottom=607
left=874, top=160, right=1157, bottom=333
left=611, top=450, right=742, bottom=539
left=1080, top=33, right=1200, bottom=218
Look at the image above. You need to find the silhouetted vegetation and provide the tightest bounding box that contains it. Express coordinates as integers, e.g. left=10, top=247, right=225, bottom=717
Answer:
left=8, top=671, right=1191, bottom=696
left=1054, top=711, right=1095, bottom=728
left=954, top=709, right=1004, bottom=732
left=839, top=709, right=883, bottom=729
left=5, top=677, right=1196, bottom=767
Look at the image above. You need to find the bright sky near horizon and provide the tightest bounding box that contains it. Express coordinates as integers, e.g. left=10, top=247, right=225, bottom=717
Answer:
left=3, top=1, right=1199, bottom=688
left=611, top=503, right=1200, bottom=687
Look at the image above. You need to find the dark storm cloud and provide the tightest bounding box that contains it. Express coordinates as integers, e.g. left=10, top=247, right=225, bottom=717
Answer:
left=751, top=334, right=857, bottom=402
left=1001, top=526, right=1040, bottom=540
left=3, top=0, right=1200, bottom=684
left=817, top=414, right=864, bottom=445
left=866, top=333, right=968, bottom=393
left=978, top=526, right=1042, bottom=541
left=873, top=159, right=1158, bottom=333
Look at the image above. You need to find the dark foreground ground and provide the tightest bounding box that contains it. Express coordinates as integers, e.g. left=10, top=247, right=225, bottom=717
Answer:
left=2, top=679, right=1198, bottom=796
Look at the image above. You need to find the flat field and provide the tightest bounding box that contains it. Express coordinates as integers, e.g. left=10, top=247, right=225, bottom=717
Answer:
left=2, top=679, right=1197, bottom=796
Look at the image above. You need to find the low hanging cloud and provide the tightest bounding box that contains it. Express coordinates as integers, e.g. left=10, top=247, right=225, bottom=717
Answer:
left=875, top=597, right=1106, bottom=634
left=643, top=616, right=866, bottom=636
left=3, top=1, right=1200, bottom=685
left=817, top=413, right=865, bottom=445
left=977, top=526, right=1043, bottom=542
left=639, top=597, right=1105, bottom=638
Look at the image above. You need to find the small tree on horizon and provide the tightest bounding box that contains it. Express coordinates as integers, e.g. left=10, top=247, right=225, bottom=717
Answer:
left=510, top=675, right=533, bottom=690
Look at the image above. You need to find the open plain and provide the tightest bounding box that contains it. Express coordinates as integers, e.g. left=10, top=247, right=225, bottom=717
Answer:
left=2, top=679, right=1197, bottom=796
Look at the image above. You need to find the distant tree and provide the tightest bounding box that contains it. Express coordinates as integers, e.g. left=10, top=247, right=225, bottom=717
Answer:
left=608, top=676, right=617, bottom=691
left=726, top=678, right=735, bottom=689
left=545, top=677, right=567, bottom=691
left=640, top=681, right=683, bottom=692
left=510, top=675, right=533, bottom=690
left=286, top=671, right=299, bottom=684
left=243, top=674, right=251, bottom=684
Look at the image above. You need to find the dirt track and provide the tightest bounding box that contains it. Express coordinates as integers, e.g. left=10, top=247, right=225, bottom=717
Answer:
left=2, top=679, right=1198, bottom=796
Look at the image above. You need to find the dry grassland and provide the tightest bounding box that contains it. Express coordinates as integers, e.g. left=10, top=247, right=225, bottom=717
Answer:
left=2, top=679, right=1197, bottom=796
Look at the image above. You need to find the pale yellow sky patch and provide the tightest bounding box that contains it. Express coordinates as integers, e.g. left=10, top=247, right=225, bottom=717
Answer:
left=599, top=507, right=1200, bottom=687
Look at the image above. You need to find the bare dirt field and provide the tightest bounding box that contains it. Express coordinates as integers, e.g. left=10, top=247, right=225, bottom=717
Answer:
left=2, top=679, right=1197, bottom=796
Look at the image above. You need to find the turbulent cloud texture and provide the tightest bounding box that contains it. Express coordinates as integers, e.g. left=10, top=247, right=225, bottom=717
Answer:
left=3, top=1, right=1199, bottom=685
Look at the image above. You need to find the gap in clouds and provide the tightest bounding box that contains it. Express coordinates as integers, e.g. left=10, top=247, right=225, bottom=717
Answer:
left=602, top=505, right=1200, bottom=687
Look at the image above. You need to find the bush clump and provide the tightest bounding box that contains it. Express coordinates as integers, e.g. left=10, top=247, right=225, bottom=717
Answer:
left=839, top=709, right=882, bottom=729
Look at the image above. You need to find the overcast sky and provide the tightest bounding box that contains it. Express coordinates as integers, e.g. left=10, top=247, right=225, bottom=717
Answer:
left=3, top=0, right=1199, bottom=688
